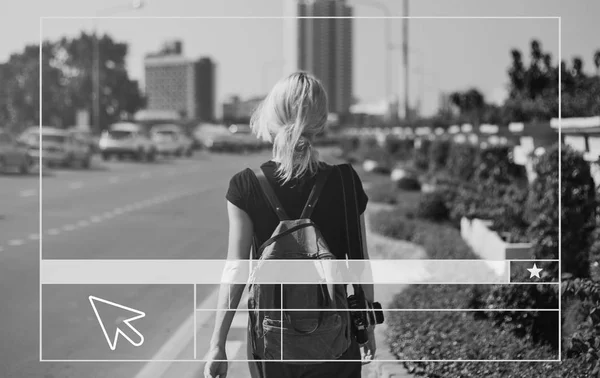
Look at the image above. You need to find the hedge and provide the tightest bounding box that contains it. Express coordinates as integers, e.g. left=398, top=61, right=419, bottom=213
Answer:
left=427, top=138, right=451, bottom=172
left=559, top=145, right=597, bottom=278
left=446, top=142, right=477, bottom=181
left=413, top=139, right=432, bottom=171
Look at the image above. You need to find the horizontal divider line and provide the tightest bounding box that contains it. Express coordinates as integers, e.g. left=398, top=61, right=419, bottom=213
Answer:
left=39, top=359, right=561, bottom=363
left=195, top=308, right=560, bottom=312
left=41, top=282, right=559, bottom=285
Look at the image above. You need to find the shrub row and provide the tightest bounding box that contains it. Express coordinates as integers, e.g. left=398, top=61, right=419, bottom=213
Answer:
left=370, top=209, right=564, bottom=377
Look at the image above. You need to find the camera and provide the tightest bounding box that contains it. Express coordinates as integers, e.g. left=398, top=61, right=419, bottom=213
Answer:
left=347, top=294, right=384, bottom=344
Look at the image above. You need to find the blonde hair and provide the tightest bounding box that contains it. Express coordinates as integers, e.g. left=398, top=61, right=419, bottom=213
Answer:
left=250, top=71, right=328, bottom=183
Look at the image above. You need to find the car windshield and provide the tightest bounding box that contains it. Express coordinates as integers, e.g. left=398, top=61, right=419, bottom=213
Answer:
left=107, top=130, right=133, bottom=139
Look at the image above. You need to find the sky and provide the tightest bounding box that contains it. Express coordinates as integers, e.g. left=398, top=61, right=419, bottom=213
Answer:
left=0, top=0, right=598, bottom=117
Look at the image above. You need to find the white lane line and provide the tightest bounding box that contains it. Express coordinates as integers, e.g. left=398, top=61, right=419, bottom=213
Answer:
left=102, top=211, right=114, bottom=218
left=77, top=220, right=89, bottom=227
left=69, top=181, right=83, bottom=190
left=113, top=208, right=124, bottom=215
left=47, top=229, right=60, bottom=235
left=109, top=176, right=120, bottom=183
left=140, top=172, right=151, bottom=178
left=28, top=234, right=40, bottom=241
left=0, top=246, right=3, bottom=252
left=62, top=224, right=76, bottom=232
left=133, top=289, right=221, bottom=378
left=20, top=189, right=36, bottom=197
left=8, top=239, right=24, bottom=246
left=90, top=216, right=102, bottom=223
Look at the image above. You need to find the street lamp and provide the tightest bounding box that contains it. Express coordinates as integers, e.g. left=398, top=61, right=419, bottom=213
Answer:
left=92, top=0, right=144, bottom=134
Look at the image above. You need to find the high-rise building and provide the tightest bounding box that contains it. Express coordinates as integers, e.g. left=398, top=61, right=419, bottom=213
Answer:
left=195, top=58, right=216, bottom=122
left=284, top=0, right=353, bottom=116
left=144, top=41, right=215, bottom=121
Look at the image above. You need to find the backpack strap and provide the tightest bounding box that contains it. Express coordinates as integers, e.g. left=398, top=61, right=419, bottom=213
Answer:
left=300, top=165, right=333, bottom=219
left=253, top=167, right=290, bottom=221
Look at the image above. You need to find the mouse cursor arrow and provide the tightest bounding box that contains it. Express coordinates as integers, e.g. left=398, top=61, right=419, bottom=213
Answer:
left=89, top=295, right=145, bottom=350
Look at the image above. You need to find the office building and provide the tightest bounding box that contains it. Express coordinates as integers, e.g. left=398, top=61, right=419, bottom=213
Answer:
left=284, top=0, right=353, bottom=116
left=144, top=41, right=215, bottom=121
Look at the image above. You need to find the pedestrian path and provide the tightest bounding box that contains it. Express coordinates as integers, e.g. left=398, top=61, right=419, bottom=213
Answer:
left=361, top=203, right=426, bottom=378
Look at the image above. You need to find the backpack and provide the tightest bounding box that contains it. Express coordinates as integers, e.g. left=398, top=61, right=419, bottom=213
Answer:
left=247, top=164, right=352, bottom=363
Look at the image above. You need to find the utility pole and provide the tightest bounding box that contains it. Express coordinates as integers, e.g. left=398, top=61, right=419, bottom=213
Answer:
left=402, top=0, right=409, bottom=123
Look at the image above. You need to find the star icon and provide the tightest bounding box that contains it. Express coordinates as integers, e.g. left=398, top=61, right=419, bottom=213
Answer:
left=527, top=263, right=543, bottom=279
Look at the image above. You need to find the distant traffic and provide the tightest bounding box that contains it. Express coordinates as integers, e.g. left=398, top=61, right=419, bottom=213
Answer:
left=0, top=122, right=269, bottom=175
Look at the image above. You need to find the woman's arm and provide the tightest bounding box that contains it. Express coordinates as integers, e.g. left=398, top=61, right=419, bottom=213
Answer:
left=208, top=201, right=254, bottom=350
left=359, top=213, right=375, bottom=304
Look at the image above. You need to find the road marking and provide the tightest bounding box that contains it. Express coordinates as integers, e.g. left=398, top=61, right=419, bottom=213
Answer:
left=20, top=189, right=36, bottom=197
left=28, top=234, right=40, bottom=240
left=77, top=220, right=89, bottom=227
left=133, top=289, right=221, bottom=378
left=140, top=172, right=151, bottom=178
left=8, top=239, right=24, bottom=246
left=109, top=176, right=120, bottom=183
left=62, top=224, right=76, bottom=232
left=69, top=181, right=83, bottom=189
left=90, top=216, right=102, bottom=223
left=113, top=208, right=124, bottom=215
left=47, top=229, right=60, bottom=235
left=0, top=246, right=3, bottom=252
left=102, top=212, right=114, bottom=218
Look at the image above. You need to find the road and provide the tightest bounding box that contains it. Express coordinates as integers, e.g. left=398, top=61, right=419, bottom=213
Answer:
left=0, top=151, right=279, bottom=378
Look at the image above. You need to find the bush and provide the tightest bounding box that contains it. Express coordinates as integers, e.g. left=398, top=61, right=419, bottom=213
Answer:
left=489, top=183, right=530, bottom=243
left=412, top=138, right=431, bottom=171
left=561, top=277, right=600, bottom=374
left=417, top=191, right=449, bottom=222
left=428, top=138, right=451, bottom=172
left=366, top=182, right=399, bottom=205
left=396, top=176, right=421, bottom=191
left=384, top=136, right=414, bottom=161
left=447, top=142, right=478, bottom=181
left=473, top=145, right=525, bottom=186
left=559, top=145, right=597, bottom=278
left=388, top=284, right=562, bottom=377
left=480, top=284, right=559, bottom=348
left=371, top=208, right=478, bottom=259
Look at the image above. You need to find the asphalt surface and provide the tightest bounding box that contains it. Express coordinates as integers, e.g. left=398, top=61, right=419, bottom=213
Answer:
left=0, top=151, right=283, bottom=378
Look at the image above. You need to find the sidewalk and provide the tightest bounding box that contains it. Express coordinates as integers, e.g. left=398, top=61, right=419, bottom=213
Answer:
left=361, top=203, right=426, bottom=378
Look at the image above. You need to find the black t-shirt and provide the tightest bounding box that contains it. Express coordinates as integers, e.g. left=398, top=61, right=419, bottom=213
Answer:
left=226, top=160, right=368, bottom=260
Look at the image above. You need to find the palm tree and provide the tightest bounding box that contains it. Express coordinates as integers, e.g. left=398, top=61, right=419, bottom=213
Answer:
left=594, top=50, right=600, bottom=76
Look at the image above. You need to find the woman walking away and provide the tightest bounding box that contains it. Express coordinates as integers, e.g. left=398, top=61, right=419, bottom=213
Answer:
left=204, top=71, right=378, bottom=378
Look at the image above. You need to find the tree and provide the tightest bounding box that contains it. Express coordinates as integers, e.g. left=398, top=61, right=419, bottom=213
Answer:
left=594, top=50, right=600, bottom=76
left=55, top=32, right=145, bottom=130
left=449, top=88, right=486, bottom=125
left=503, top=40, right=558, bottom=122
left=0, top=33, right=145, bottom=134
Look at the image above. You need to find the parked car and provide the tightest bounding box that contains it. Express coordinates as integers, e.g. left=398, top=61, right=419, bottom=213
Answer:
left=19, top=126, right=92, bottom=168
left=66, top=128, right=98, bottom=154
left=99, top=122, right=157, bottom=162
left=151, top=124, right=195, bottom=157
left=0, top=130, right=35, bottom=174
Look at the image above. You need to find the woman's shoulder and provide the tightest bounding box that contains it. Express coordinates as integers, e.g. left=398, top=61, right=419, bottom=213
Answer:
left=229, top=167, right=255, bottom=188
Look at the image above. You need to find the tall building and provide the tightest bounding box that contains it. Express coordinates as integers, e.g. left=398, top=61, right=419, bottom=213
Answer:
left=195, top=58, right=216, bottom=122
left=284, top=0, right=353, bottom=116
left=144, top=41, right=215, bottom=121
